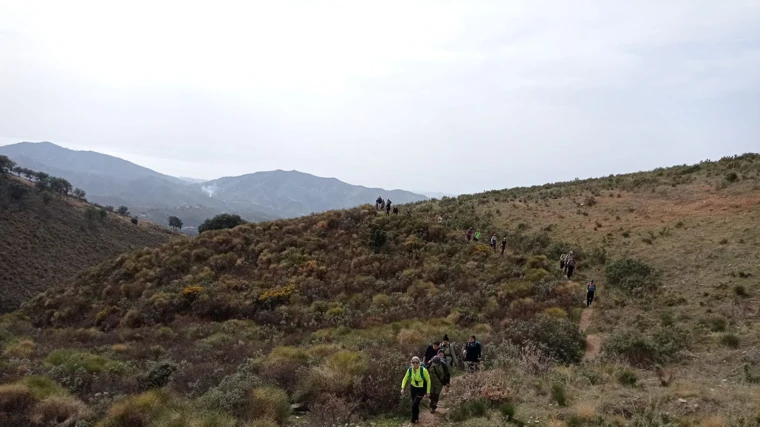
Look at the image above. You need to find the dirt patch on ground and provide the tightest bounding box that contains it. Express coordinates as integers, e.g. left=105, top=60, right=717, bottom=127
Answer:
left=580, top=306, right=602, bottom=361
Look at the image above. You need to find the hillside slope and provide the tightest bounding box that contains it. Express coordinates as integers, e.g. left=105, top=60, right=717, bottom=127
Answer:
left=2, top=154, right=759, bottom=426
left=0, top=175, right=177, bottom=313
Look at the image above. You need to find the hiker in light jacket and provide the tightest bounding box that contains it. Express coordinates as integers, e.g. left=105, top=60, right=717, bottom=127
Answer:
left=439, top=334, right=459, bottom=368
left=427, top=356, right=450, bottom=414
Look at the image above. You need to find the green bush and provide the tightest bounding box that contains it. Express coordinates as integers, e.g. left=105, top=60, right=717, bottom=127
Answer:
left=498, top=401, right=516, bottom=420
left=138, top=361, right=177, bottom=390
left=19, top=376, right=68, bottom=400
left=44, top=349, right=126, bottom=374
left=734, top=285, right=749, bottom=298
left=550, top=382, right=567, bottom=406
left=720, top=334, right=740, bottom=349
left=604, top=258, right=657, bottom=293
left=605, top=327, right=690, bottom=367
left=725, top=172, right=739, bottom=183
left=508, top=315, right=585, bottom=364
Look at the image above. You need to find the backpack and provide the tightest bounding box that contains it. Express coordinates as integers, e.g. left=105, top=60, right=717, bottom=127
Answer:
left=431, top=363, right=450, bottom=386
left=566, top=255, right=575, bottom=266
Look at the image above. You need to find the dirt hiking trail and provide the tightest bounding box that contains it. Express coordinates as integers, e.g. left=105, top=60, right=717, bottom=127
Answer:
left=579, top=297, right=602, bottom=361
left=401, top=398, right=448, bottom=427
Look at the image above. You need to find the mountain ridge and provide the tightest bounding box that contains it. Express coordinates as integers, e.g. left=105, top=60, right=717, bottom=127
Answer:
left=0, top=141, right=428, bottom=229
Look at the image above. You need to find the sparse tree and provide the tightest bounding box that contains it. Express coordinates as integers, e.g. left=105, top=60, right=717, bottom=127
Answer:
left=8, top=182, right=28, bottom=200
left=73, top=188, right=86, bottom=200
left=0, top=155, right=16, bottom=174
left=197, top=213, right=246, bottom=233
left=104, top=205, right=114, bottom=212
left=116, top=206, right=130, bottom=216
left=47, top=177, right=72, bottom=195
left=12, top=166, right=23, bottom=177
left=21, top=168, right=36, bottom=181
left=168, top=216, right=184, bottom=230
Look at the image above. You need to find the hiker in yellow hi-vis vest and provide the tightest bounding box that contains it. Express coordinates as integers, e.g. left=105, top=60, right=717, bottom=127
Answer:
left=400, top=356, right=431, bottom=424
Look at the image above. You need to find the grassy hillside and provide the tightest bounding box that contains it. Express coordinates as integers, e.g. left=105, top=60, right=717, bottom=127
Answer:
left=1, top=154, right=759, bottom=427
left=0, top=175, right=177, bottom=313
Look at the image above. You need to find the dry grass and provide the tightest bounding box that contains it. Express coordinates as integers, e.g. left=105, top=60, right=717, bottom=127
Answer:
left=699, top=416, right=727, bottom=427
left=573, top=402, right=597, bottom=420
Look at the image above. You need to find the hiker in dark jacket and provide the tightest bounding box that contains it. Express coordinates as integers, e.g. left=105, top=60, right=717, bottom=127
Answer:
left=393, top=206, right=399, bottom=215
left=500, top=237, right=507, bottom=256
left=423, top=342, right=440, bottom=365
left=427, top=356, right=450, bottom=414
left=587, top=280, right=596, bottom=307
left=463, top=335, right=482, bottom=373
left=386, top=200, right=392, bottom=216
left=466, top=228, right=473, bottom=242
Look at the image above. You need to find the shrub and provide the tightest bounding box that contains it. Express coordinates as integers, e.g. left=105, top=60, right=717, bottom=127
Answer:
left=369, top=227, right=387, bottom=252
left=103, top=390, right=168, bottom=427
left=19, top=376, right=68, bottom=399
left=706, top=316, right=727, bottom=332
left=448, top=398, right=489, bottom=422
left=44, top=349, right=126, bottom=374
left=116, top=206, right=130, bottom=216
left=138, top=361, right=177, bottom=390
left=720, top=334, right=740, bottom=349
left=498, top=401, right=516, bottom=420
left=604, top=330, right=658, bottom=367
left=250, top=386, right=290, bottom=425
left=725, top=172, right=739, bottom=183
left=734, top=285, right=749, bottom=298
left=550, top=382, right=567, bottom=406
left=617, top=368, right=638, bottom=386
left=604, top=258, right=656, bottom=293
left=372, top=293, right=391, bottom=308
left=508, top=315, right=585, bottom=364
left=30, top=395, right=89, bottom=425
left=0, top=384, right=36, bottom=415
left=200, top=370, right=260, bottom=417
left=131, top=217, right=138, bottom=225
left=3, top=339, right=35, bottom=358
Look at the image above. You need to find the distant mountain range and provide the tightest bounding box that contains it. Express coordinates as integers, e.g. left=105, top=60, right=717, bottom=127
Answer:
left=0, top=142, right=428, bottom=231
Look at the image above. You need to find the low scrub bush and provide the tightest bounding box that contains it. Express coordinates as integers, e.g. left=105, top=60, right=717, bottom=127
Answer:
left=200, top=369, right=261, bottom=417
left=508, top=315, right=585, bottom=364
left=19, top=376, right=68, bottom=399
left=605, top=258, right=657, bottom=293
left=605, top=327, right=690, bottom=367
left=448, top=398, right=489, bottom=422
left=250, top=386, right=290, bottom=425
left=720, top=334, right=740, bottom=349
left=30, top=395, right=89, bottom=425
left=138, top=360, right=177, bottom=390
left=617, top=368, right=638, bottom=386
left=44, top=349, right=126, bottom=374
left=0, top=384, right=37, bottom=417
left=550, top=382, right=567, bottom=406
left=3, top=338, right=35, bottom=358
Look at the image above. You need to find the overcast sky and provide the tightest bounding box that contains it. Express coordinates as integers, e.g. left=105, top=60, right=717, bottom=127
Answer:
left=1, top=1, right=758, bottom=194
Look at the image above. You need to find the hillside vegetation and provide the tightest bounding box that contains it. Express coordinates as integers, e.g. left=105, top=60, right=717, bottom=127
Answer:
left=1, top=154, right=759, bottom=426
left=0, top=173, right=176, bottom=313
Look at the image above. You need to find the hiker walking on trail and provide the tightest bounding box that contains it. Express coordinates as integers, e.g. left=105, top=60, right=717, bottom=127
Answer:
left=586, top=280, right=596, bottom=307
left=439, top=335, right=459, bottom=368
left=376, top=196, right=383, bottom=210
left=565, top=251, right=576, bottom=279
left=490, top=234, right=497, bottom=251
left=423, top=342, right=440, bottom=365
left=500, top=237, right=507, bottom=256
left=463, top=335, right=482, bottom=374
left=393, top=207, right=399, bottom=215
left=401, top=356, right=430, bottom=424
left=560, top=252, right=567, bottom=271
left=386, top=200, right=392, bottom=216
left=474, top=230, right=481, bottom=242
left=466, top=228, right=473, bottom=242
left=428, top=356, right=450, bottom=414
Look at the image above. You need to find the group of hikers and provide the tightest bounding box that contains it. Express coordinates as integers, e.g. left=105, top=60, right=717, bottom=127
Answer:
left=375, top=196, right=399, bottom=216
left=465, top=228, right=508, bottom=255
left=400, top=335, right=483, bottom=424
